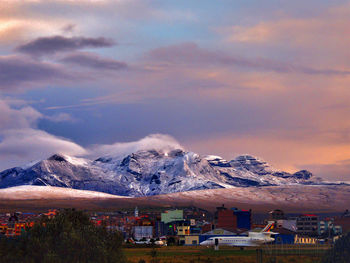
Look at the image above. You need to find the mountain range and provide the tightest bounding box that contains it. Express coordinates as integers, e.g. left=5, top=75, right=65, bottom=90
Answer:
left=0, top=149, right=341, bottom=197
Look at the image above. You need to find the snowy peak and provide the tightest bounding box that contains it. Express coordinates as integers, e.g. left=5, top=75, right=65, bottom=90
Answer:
left=48, top=154, right=68, bottom=163
left=230, top=155, right=273, bottom=175
left=207, top=154, right=313, bottom=181
left=292, top=170, right=313, bottom=180
left=205, top=155, right=231, bottom=167
left=47, top=154, right=89, bottom=166
left=0, top=149, right=334, bottom=197
left=92, top=149, right=225, bottom=196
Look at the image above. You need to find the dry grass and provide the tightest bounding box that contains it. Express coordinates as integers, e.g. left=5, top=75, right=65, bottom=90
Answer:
left=124, top=246, right=323, bottom=263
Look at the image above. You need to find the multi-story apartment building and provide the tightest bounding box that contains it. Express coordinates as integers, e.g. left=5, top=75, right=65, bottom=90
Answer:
left=296, top=214, right=319, bottom=236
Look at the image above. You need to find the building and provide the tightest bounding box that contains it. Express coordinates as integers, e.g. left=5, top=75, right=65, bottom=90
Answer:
left=217, top=209, right=237, bottom=231
left=177, top=225, right=190, bottom=235
left=162, top=220, right=189, bottom=236
left=274, top=233, right=295, bottom=244
left=202, top=228, right=237, bottom=236
left=161, top=210, right=183, bottom=224
left=177, top=224, right=199, bottom=245
left=201, top=223, right=213, bottom=233
left=271, top=225, right=296, bottom=244
left=7, top=213, right=18, bottom=228
left=179, top=235, right=200, bottom=246
left=154, top=221, right=166, bottom=237
left=44, top=210, right=57, bottom=219
left=214, top=205, right=251, bottom=231
left=0, top=224, right=7, bottom=236
left=296, top=214, right=319, bottom=236
left=137, top=216, right=153, bottom=226
left=14, top=223, right=26, bottom=236
left=233, top=208, right=251, bottom=230
left=132, top=226, right=153, bottom=240
left=190, top=225, right=201, bottom=234
left=190, top=219, right=196, bottom=226
left=294, top=235, right=318, bottom=244
left=319, top=219, right=342, bottom=236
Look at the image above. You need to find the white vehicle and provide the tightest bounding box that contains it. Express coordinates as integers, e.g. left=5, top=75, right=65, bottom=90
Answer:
left=200, top=223, right=277, bottom=247
left=154, top=240, right=167, bottom=246
left=135, top=239, right=150, bottom=245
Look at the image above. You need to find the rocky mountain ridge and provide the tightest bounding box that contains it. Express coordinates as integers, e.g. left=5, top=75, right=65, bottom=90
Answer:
left=0, top=149, right=337, bottom=197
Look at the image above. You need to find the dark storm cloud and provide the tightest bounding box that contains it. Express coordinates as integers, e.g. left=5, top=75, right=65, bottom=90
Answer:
left=15, top=35, right=115, bottom=56
left=0, top=55, right=70, bottom=89
left=60, top=52, right=128, bottom=70
left=148, top=43, right=350, bottom=75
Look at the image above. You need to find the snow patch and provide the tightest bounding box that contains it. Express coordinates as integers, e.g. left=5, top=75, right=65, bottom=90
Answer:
left=0, top=185, right=124, bottom=199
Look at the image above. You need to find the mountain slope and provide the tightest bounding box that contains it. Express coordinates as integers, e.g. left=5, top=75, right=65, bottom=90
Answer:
left=0, top=149, right=338, bottom=197
left=0, top=185, right=124, bottom=200
left=1, top=185, right=350, bottom=213
left=138, top=185, right=350, bottom=212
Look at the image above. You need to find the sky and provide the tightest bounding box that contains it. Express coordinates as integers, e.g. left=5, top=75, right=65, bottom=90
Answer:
left=1, top=0, right=350, bottom=180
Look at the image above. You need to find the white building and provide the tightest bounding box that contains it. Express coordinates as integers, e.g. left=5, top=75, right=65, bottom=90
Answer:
left=318, top=219, right=342, bottom=236
left=132, top=226, right=153, bottom=240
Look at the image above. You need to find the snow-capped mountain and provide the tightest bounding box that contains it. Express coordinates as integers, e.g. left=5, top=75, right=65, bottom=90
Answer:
left=0, top=149, right=332, bottom=197
left=207, top=155, right=317, bottom=187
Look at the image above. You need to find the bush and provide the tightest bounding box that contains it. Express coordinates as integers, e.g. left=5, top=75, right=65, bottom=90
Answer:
left=0, top=209, right=126, bottom=263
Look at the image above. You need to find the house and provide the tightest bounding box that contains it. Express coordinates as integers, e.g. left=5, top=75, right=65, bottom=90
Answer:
left=179, top=235, right=200, bottom=246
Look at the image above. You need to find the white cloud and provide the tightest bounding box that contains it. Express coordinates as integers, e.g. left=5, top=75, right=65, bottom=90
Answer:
left=45, top=112, right=77, bottom=122
left=0, top=98, right=185, bottom=169
left=0, top=128, right=87, bottom=169
left=0, top=98, right=85, bottom=169
left=0, top=99, right=42, bottom=129
left=89, top=134, right=183, bottom=158
left=0, top=128, right=86, bottom=158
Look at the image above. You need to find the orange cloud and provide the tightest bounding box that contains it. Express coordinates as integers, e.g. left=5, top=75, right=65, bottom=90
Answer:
left=218, top=2, right=350, bottom=70
left=186, top=133, right=350, bottom=177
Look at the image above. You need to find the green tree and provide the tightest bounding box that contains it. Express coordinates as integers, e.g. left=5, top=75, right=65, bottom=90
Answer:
left=322, top=232, right=350, bottom=263
left=0, top=209, right=126, bottom=263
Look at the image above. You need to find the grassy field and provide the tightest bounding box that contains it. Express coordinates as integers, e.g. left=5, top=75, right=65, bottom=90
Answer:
left=124, top=245, right=327, bottom=263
